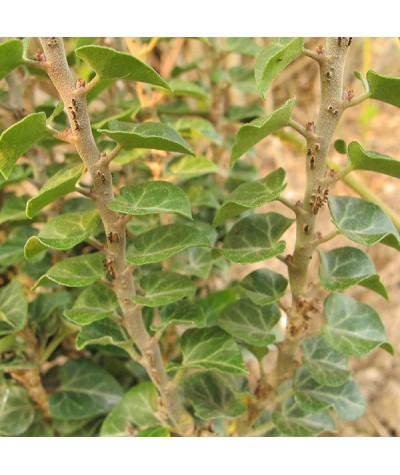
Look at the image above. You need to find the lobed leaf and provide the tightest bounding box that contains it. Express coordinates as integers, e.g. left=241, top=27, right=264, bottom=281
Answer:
left=237, top=268, right=288, bottom=306
left=0, top=280, right=28, bottom=335
left=221, top=212, right=294, bottom=264
left=347, top=141, right=400, bottom=178
left=366, top=70, right=400, bottom=108
left=155, top=300, right=206, bottom=332
left=0, top=39, right=23, bottom=80
left=318, top=246, right=388, bottom=299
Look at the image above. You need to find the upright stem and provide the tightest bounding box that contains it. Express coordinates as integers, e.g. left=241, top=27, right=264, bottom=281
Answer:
left=269, top=38, right=351, bottom=387
left=38, top=38, right=193, bottom=435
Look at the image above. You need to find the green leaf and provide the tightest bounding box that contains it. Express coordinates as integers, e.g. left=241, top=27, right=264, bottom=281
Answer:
left=225, top=37, right=262, bottom=57
left=329, top=195, right=400, bottom=250
left=334, top=139, right=347, bottom=154
left=168, top=155, right=219, bottom=179
left=318, top=247, right=388, bottom=299
left=137, top=426, right=170, bottom=437
left=0, top=39, right=23, bottom=80
left=132, top=271, right=195, bottom=307
left=167, top=248, right=213, bottom=280
left=155, top=300, right=206, bottom=332
left=0, top=165, right=31, bottom=190
left=221, top=213, right=294, bottom=264
left=0, top=112, right=48, bottom=180
left=49, top=359, right=123, bottom=420
left=301, top=337, right=350, bottom=387
left=347, top=141, right=400, bottom=178
left=64, top=283, right=118, bottom=325
left=24, top=209, right=100, bottom=260
left=322, top=293, right=388, bottom=357
left=0, top=245, right=23, bottom=267
left=0, top=194, right=28, bottom=225
left=0, top=280, right=28, bottom=335
left=198, top=289, right=237, bottom=326
left=229, top=65, right=258, bottom=94
left=255, top=38, right=304, bottom=98
left=166, top=117, right=221, bottom=145
left=75, top=318, right=129, bottom=350
left=33, top=252, right=106, bottom=290
left=0, top=386, right=34, bottom=436
left=183, top=372, right=246, bottom=420
left=108, top=181, right=191, bottom=219
left=168, top=79, right=208, bottom=99
left=366, top=70, right=400, bottom=108
left=98, top=120, right=194, bottom=155
left=218, top=299, right=280, bottom=347
left=273, top=396, right=336, bottom=437
left=213, top=168, right=287, bottom=225
left=75, top=45, right=170, bottom=90
left=294, top=368, right=366, bottom=421
left=231, top=99, right=295, bottom=166
left=127, top=224, right=211, bottom=265
left=186, top=185, right=220, bottom=209
left=179, top=327, right=247, bottom=375
left=237, top=269, right=288, bottom=306
left=26, top=163, right=84, bottom=218
left=100, top=383, right=159, bottom=436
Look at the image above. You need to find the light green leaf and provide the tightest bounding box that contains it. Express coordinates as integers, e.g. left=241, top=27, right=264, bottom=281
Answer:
left=168, top=155, right=219, bottom=179
left=273, top=396, right=336, bottom=437
left=183, top=372, right=246, bottom=420
left=137, top=426, right=170, bottom=437
left=26, top=163, right=84, bottom=218
left=179, top=327, right=247, bottom=375
left=168, top=79, right=208, bottom=99
left=218, top=299, right=280, bottom=346
left=0, top=194, right=28, bottom=225
left=225, top=37, right=262, bottom=57
left=301, top=337, right=350, bottom=387
left=0, top=280, right=28, bottom=335
left=329, top=196, right=400, bottom=250
left=367, top=70, right=400, bottom=108
left=318, top=247, right=388, bottom=299
left=0, top=112, right=48, bottom=179
left=98, top=120, right=194, bottom=155
left=167, top=248, right=213, bottom=280
left=255, top=38, right=304, bottom=98
left=0, top=245, right=23, bottom=267
left=231, top=98, right=295, bottom=166
left=155, top=300, right=206, bottom=332
left=75, top=318, right=129, bottom=350
left=237, top=268, right=288, bottom=306
left=100, top=383, right=159, bottom=436
left=213, top=168, right=286, bottom=225
left=0, top=386, right=34, bottom=436
left=127, top=224, right=211, bottom=265
left=166, top=117, right=221, bottom=145
left=221, top=212, right=294, bottom=264
left=24, top=209, right=100, bottom=260
left=64, top=283, right=118, bottom=325
left=322, top=293, right=388, bottom=357
left=132, top=271, right=195, bottom=307
left=33, top=252, right=106, bottom=289
left=229, top=65, right=258, bottom=94
left=186, top=185, right=220, bottom=209
left=108, top=181, right=191, bottom=219
left=49, top=359, right=123, bottom=420
left=0, top=165, right=31, bottom=190
left=0, top=39, right=23, bottom=79
left=347, top=141, right=400, bottom=178
left=294, top=368, right=366, bottom=421
left=75, top=45, right=170, bottom=89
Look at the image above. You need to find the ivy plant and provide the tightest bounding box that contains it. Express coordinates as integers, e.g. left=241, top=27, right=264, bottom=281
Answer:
left=0, top=37, right=398, bottom=437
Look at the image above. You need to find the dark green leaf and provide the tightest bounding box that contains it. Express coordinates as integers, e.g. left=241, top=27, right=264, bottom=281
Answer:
left=100, top=383, right=159, bottom=436
left=75, top=45, right=170, bottom=89
left=98, top=120, right=194, bottom=155
left=0, top=39, right=23, bottom=79
left=221, top=213, right=294, bottom=264
left=183, top=372, right=246, bottom=420
left=237, top=268, right=288, bottom=306
left=322, top=293, right=388, bottom=357
left=347, top=141, right=400, bottom=178
left=127, top=224, right=211, bottom=265
left=318, top=247, right=388, bottom=299
left=294, top=368, right=366, bottom=421
left=168, top=155, right=219, bottom=179
left=329, top=195, right=400, bottom=250
left=334, top=139, right=347, bottom=154
left=179, top=327, right=247, bottom=375
left=198, top=289, right=237, bottom=325
left=155, top=300, right=206, bottom=331
left=108, top=181, right=191, bottom=219
left=0, top=112, right=47, bottom=179
left=0, top=194, right=28, bottom=225
left=0, top=385, right=34, bottom=436
left=367, top=70, right=400, bottom=108
left=231, top=99, right=295, bottom=166
left=24, top=209, right=99, bottom=260
left=26, top=163, right=84, bottom=218
left=255, top=38, right=304, bottom=98
left=49, top=359, right=123, bottom=420
left=301, top=337, right=350, bottom=387
left=132, top=271, right=196, bottom=307
left=213, top=168, right=286, bottom=225
left=75, top=318, right=129, bottom=350
left=33, top=252, right=106, bottom=289
left=0, top=280, right=28, bottom=335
